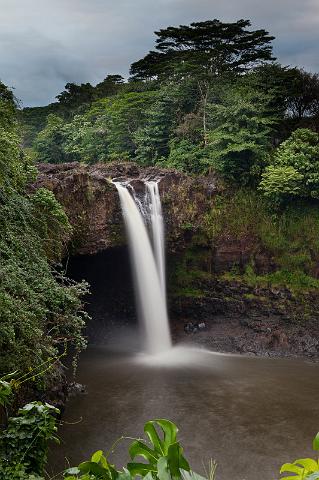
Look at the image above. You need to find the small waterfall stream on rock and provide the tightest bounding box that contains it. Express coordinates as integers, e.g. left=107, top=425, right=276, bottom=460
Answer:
left=146, top=181, right=166, bottom=296
left=114, top=181, right=171, bottom=354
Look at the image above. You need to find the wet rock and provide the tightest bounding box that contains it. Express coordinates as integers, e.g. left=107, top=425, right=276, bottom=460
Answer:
left=171, top=276, right=319, bottom=359
left=68, top=382, right=87, bottom=397
left=33, top=161, right=219, bottom=255
left=184, top=321, right=206, bottom=334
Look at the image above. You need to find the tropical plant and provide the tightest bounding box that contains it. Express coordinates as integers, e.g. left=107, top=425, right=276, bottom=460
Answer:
left=0, top=401, right=59, bottom=479
left=62, top=113, right=109, bottom=163
left=127, top=419, right=190, bottom=477
left=280, top=432, right=319, bottom=480
left=64, top=419, right=212, bottom=480
left=134, top=88, right=178, bottom=165
left=64, top=450, right=130, bottom=480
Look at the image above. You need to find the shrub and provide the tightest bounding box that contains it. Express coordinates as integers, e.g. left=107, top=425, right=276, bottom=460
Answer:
left=0, top=82, right=89, bottom=386
left=0, top=385, right=59, bottom=480
left=259, top=128, right=319, bottom=204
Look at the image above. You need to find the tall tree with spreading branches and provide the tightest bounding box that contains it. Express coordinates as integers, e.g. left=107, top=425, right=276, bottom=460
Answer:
left=130, top=19, right=275, bottom=143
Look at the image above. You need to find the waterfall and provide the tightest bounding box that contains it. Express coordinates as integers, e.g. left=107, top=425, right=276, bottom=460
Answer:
left=146, top=181, right=166, bottom=297
left=115, top=181, right=171, bottom=354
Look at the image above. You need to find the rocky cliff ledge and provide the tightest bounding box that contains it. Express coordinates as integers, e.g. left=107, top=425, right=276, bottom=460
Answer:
left=33, top=162, right=219, bottom=255
left=33, top=162, right=319, bottom=359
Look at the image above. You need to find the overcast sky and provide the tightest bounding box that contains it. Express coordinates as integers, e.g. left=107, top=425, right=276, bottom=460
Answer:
left=1, top=0, right=318, bottom=107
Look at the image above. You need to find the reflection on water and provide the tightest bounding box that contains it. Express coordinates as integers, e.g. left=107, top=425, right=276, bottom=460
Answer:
left=49, top=345, right=319, bottom=480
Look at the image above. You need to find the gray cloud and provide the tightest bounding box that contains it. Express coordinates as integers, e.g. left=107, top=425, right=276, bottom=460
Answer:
left=0, top=0, right=318, bottom=106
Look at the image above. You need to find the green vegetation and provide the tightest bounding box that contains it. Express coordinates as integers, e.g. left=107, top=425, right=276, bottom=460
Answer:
left=130, top=19, right=274, bottom=80
left=169, top=248, right=212, bottom=299
left=27, top=18, right=312, bottom=293
left=63, top=418, right=207, bottom=480
left=20, top=19, right=319, bottom=193
left=0, top=81, right=89, bottom=392
left=0, top=377, right=58, bottom=479
left=280, top=432, right=319, bottom=480
left=5, top=17, right=319, bottom=358
left=205, top=189, right=319, bottom=290
left=19, top=19, right=278, bottom=177
left=2, top=374, right=318, bottom=480
left=1, top=402, right=59, bottom=479
left=1, top=379, right=209, bottom=480
left=20, top=19, right=319, bottom=251
left=3, top=16, right=319, bottom=477
left=260, top=129, right=319, bottom=204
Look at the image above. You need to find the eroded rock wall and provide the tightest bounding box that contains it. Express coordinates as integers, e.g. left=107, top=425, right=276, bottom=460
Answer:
left=33, top=162, right=218, bottom=255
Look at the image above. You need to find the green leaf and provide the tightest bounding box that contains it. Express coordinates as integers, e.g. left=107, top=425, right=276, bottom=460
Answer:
left=78, top=460, right=108, bottom=476
left=64, top=467, right=81, bottom=475
left=91, top=450, right=104, bottom=463
left=294, top=458, right=319, bottom=471
left=144, top=421, right=165, bottom=455
left=307, top=472, right=319, bottom=480
left=78, top=461, right=93, bottom=473
left=167, top=443, right=190, bottom=479
left=127, top=462, right=156, bottom=477
left=117, top=471, right=133, bottom=480
left=157, top=456, right=172, bottom=480
left=143, top=473, right=154, bottom=480
left=129, top=440, right=158, bottom=464
left=155, top=419, right=178, bottom=447
left=280, top=463, right=304, bottom=474
left=313, top=433, right=319, bottom=452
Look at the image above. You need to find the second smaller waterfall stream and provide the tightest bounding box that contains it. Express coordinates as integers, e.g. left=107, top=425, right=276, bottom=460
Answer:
left=115, top=181, right=171, bottom=354
left=146, top=181, right=166, bottom=297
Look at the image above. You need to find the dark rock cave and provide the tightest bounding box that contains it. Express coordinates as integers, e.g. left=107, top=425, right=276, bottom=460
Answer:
left=65, top=247, right=140, bottom=348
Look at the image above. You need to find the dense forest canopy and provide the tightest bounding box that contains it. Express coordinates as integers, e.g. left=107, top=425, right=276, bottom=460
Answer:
left=20, top=18, right=319, bottom=204
left=129, top=19, right=275, bottom=80
left=16, top=17, right=319, bottom=297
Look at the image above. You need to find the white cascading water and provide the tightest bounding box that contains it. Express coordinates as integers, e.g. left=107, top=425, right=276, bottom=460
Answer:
left=146, top=181, right=166, bottom=297
left=115, top=182, right=171, bottom=354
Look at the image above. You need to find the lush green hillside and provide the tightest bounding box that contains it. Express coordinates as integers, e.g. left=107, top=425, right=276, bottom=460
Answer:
left=0, top=81, right=88, bottom=393
left=19, top=18, right=319, bottom=292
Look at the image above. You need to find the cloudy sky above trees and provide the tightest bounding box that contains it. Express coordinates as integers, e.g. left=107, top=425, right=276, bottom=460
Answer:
left=1, top=0, right=318, bottom=106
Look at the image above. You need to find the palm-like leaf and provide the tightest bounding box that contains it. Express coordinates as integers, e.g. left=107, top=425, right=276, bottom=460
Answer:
left=280, top=458, right=319, bottom=480
left=127, top=419, right=190, bottom=479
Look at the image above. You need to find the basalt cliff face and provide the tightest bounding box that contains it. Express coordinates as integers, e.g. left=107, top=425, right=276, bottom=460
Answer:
left=33, top=162, right=319, bottom=359
left=33, top=162, right=218, bottom=255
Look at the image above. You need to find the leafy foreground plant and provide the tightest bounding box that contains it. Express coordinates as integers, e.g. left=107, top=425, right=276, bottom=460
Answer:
left=65, top=419, right=212, bottom=480
left=0, top=397, right=59, bottom=479
left=280, top=432, right=319, bottom=480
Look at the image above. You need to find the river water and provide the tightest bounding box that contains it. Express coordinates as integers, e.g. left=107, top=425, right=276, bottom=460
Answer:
left=50, top=344, right=319, bottom=480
